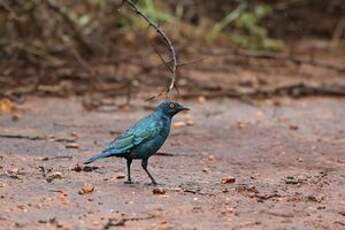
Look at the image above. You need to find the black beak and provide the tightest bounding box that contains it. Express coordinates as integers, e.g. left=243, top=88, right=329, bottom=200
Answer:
left=179, top=106, right=190, bottom=112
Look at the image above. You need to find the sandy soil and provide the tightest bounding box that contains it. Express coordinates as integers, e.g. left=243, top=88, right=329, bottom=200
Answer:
left=0, top=97, right=345, bottom=230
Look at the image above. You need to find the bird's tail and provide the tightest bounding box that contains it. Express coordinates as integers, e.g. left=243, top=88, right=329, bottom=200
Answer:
left=84, top=152, right=109, bottom=164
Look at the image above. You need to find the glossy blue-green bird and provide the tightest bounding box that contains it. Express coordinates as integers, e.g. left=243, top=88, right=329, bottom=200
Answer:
left=84, top=100, right=189, bottom=185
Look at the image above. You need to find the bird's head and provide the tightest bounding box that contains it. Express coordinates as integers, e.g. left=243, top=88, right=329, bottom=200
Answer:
left=156, top=100, right=189, bottom=117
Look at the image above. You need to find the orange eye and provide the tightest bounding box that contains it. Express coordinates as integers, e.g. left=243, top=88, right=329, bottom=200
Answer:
left=169, top=103, right=176, bottom=109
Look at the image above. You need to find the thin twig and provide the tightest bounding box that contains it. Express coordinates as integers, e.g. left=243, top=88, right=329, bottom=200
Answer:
left=0, top=0, right=17, bottom=17
left=151, top=42, right=173, bottom=73
left=122, top=0, right=177, bottom=95
left=331, top=17, right=345, bottom=48
left=70, top=48, right=95, bottom=75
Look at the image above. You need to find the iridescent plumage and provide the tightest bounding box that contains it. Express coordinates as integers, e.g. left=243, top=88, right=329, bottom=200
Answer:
left=84, top=100, right=189, bottom=185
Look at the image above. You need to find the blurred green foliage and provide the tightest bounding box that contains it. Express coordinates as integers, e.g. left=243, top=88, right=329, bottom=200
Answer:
left=138, top=0, right=173, bottom=23
left=1, top=0, right=290, bottom=57
left=210, top=2, right=285, bottom=51
left=233, top=4, right=285, bottom=50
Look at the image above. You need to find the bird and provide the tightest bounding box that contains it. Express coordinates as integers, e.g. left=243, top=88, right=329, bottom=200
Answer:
left=84, top=100, right=189, bottom=185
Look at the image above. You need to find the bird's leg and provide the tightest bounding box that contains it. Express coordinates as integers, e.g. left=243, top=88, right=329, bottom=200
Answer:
left=141, top=158, right=157, bottom=185
left=124, top=158, right=133, bottom=184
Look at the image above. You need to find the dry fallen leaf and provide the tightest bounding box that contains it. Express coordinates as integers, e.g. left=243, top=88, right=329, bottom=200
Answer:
left=70, top=132, right=79, bottom=138
left=72, top=164, right=98, bottom=172
left=5, top=168, right=24, bottom=179
left=57, top=191, right=69, bottom=206
left=65, top=143, right=79, bottom=149
left=221, top=176, right=236, bottom=184
left=115, top=174, right=126, bottom=179
left=173, top=112, right=194, bottom=128
left=152, top=188, right=166, bottom=195
left=173, top=121, right=187, bottom=128
left=186, top=120, right=194, bottom=126
left=237, top=121, right=246, bottom=129
left=37, top=156, right=49, bottom=161
left=79, top=184, right=95, bottom=195
left=289, top=125, right=299, bottom=130
left=152, top=220, right=172, bottom=230
left=0, top=98, right=15, bottom=114
left=46, top=172, right=63, bottom=183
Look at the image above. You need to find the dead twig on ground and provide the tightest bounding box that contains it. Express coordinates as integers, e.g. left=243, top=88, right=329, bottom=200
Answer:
left=206, top=48, right=345, bottom=73
left=0, top=133, right=46, bottom=141
left=121, top=0, right=177, bottom=96
left=180, top=82, right=345, bottom=99
left=104, top=214, right=156, bottom=229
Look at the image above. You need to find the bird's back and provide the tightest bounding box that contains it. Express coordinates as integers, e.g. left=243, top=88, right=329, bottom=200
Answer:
left=84, top=111, right=171, bottom=163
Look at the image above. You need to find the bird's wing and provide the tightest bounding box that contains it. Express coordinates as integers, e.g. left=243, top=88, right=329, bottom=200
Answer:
left=101, top=114, right=162, bottom=156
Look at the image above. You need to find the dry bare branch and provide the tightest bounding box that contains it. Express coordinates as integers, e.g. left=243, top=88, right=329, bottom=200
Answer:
left=121, top=0, right=177, bottom=96
left=205, top=48, right=345, bottom=73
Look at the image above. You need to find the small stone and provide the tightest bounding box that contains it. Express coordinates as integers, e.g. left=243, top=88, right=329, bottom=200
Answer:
left=296, top=158, right=303, bottom=162
left=202, top=168, right=209, bottom=173
left=79, top=184, right=95, bottom=195
left=237, top=121, right=246, bottom=129
left=11, top=114, right=21, bottom=121
left=70, top=132, right=79, bottom=138
left=221, top=176, right=236, bottom=184
left=208, top=155, right=216, bottom=161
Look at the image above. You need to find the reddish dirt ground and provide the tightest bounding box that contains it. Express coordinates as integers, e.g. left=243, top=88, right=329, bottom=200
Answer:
left=0, top=97, right=345, bottom=229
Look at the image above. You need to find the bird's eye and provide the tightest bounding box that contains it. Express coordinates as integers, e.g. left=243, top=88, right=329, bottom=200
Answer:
left=169, top=103, right=176, bottom=109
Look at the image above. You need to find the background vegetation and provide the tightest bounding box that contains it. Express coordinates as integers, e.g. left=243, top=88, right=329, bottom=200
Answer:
left=0, top=0, right=344, bottom=99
